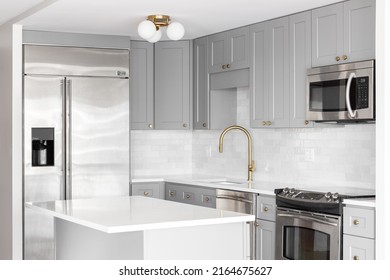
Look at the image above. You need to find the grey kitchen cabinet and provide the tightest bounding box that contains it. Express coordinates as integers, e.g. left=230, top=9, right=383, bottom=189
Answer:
left=289, top=11, right=313, bottom=128
left=154, top=40, right=191, bottom=130
left=165, top=182, right=216, bottom=208
left=130, top=41, right=154, bottom=130
left=312, top=0, right=375, bottom=67
left=256, top=195, right=276, bottom=260
left=131, top=182, right=165, bottom=199
left=208, top=26, right=250, bottom=74
left=250, top=17, right=290, bottom=128
left=343, top=205, right=375, bottom=260
left=193, top=37, right=209, bottom=129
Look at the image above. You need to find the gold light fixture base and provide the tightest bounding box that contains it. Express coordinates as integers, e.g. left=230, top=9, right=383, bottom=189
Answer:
left=147, top=15, right=170, bottom=30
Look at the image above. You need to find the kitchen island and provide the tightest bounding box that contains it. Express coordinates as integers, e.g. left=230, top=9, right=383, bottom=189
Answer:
left=26, top=196, right=254, bottom=260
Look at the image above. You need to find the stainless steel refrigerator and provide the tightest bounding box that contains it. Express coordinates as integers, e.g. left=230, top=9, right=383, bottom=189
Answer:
left=23, top=45, right=130, bottom=259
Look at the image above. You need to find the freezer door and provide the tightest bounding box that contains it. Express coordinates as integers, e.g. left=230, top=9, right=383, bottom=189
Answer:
left=68, top=77, right=130, bottom=198
left=24, top=75, right=65, bottom=259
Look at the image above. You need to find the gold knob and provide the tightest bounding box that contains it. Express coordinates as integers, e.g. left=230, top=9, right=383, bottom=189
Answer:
left=169, top=191, right=175, bottom=197
left=267, top=121, right=272, bottom=126
left=183, top=123, right=187, bottom=128
left=342, top=55, right=348, bottom=61
left=222, top=64, right=226, bottom=69
left=305, top=120, right=309, bottom=125
left=148, top=124, right=153, bottom=128
left=226, top=64, right=231, bottom=69
left=263, top=206, right=269, bottom=212
left=262, top=121, right=267, bottom=126
left=202, top=123, right=207, bottom=127
left=144, top=191, right=149, bottom=196
left=353, top=219, right=360, bottom=225
left=353, top=256, right=359, bottom=260
left=205, top=197, right=210, bottom=202
left=255, top=222, right=260, bottom=227
left=336, top=56, right=341, bottom=61
left=185, top=194, right=190, bottom=199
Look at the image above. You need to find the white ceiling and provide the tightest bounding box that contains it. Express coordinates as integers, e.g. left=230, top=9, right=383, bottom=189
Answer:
left=6, top=0, right=343, bottom=40
left=0, top=0, right=45, bottom=25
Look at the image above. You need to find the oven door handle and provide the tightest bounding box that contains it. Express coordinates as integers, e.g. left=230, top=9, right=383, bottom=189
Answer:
left=346, top=72, right=357, bottom=119
left=277, top=213, right=339, bottom=227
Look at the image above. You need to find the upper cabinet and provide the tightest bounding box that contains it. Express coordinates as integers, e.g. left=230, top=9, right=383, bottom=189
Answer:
left=130, top=41, right=154, bottom=130
left=312, top=0, right=375, bottom=67
left=130, top=40, right=191, bottom=130
left=208, top=26, right=250, bottom=73
left=193, top=37, right=209, bottom=129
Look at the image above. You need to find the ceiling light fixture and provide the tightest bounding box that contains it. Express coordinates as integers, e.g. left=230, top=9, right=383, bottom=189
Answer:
left=137, top=15, right=185, bottom=43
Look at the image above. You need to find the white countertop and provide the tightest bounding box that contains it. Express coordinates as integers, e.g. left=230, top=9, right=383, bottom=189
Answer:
left=26, top=196, right=255, bottom=234
left=343, top=197, right=376, bottom=208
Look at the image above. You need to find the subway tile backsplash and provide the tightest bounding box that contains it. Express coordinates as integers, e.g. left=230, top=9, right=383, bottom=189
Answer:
left=132, top=87, right=375, bottom=190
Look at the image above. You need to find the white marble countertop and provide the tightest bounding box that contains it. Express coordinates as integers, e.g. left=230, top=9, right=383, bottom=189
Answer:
left=343, top=197, right=376, bottom=208
left=26, top=196, right=255, bottom=234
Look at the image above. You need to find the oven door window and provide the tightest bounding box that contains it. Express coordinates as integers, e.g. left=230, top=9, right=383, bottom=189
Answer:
left=283, top=226, right=330, bottom=260
left=309, top=79, right=357, bottom=112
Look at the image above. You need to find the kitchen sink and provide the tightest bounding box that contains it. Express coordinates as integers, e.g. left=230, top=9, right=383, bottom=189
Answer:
left=196, top=179, right=245, bottom=185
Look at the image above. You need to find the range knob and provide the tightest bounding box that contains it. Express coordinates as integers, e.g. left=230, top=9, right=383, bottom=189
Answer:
left=332, top=193, right=339, bottom=200
left=282, top=187, right=289, bottom=194
left=324, top=192, right=332, bottom=199
left=289, top=188, right=296, bottom=194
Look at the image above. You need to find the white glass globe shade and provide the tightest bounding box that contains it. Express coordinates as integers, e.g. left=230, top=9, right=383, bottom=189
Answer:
left=147, top=29, right=162, bottom=43
left=138, top=20, right=156, bottom=40
left=166, top=22, right=185, bottom=41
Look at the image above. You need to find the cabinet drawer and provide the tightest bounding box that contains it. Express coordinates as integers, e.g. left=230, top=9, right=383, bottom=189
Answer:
left=257, top=195, right=276, bottom=221
left=131, top=182, right=165, bottom=199
left=165, top=183, right=216, bottom=208
left=343, top=234, right=375, bottom=260
left=343, top=207, right=375, bottom=238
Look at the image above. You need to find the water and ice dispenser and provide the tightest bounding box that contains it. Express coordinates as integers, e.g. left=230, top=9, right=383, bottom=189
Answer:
left=32, top=128, right=54, bottom=167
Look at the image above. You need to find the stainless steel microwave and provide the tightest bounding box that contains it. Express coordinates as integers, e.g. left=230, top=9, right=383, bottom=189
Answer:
left=306, top=60, right=375, bottom=122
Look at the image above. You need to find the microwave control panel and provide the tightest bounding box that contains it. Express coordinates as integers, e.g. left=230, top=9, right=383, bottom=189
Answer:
left=356, top=77, right=369, bottom=109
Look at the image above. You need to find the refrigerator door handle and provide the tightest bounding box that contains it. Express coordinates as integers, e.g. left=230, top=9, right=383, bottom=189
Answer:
left=66, top=78, right=73, bottom=200
left=60, top=79, right=67, bottom=200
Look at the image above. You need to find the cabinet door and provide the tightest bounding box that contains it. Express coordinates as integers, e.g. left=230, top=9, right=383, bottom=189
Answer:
left=208, top=32, right=227, bottom=73
left=255, top=219, right=276, bottom=260
left=312, top=3, right=344, bottom=67
left=343, top=0, right=375, bottom=62
left=289, top=11, right=313, bottom=128
left=193, top=37, right=209, bottom=129
left=227, top=26, right=250, bottom=71
left=130, top=41, right=154, bottom=130
left=250, top=22, right=268, bottom=128
left=343, top=234, right=375, bottom=260
left=154, top=41, right=190, bottom=130
left=268, top=17, right=290, bottom=127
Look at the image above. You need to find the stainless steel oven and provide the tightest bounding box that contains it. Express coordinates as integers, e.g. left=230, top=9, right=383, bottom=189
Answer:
left=307, top=60, right=375, bottom=122
left=275, top=207, right=341, bottom=260
left=274, top=188, right=374, bottom=260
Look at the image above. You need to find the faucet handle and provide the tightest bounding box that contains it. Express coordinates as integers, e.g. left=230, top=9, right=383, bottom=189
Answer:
left=249, top=160, right=256, bottom=172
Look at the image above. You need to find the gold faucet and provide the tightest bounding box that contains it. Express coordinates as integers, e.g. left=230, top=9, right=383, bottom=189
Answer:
left=218, top=125, right=255, bottom=182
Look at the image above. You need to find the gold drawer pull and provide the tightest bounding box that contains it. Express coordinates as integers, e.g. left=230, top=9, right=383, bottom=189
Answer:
left=267, top=121, right=272, bottom=126
left=263, top=206, right=269, bottom=212
left=353, top=219, right=360, bottom=226
left=144, top=191, right=149, bottom=196
left=185, top=194, right=191, bottom=199
left=226, top=64, right=231, bottom=69
left=336, top=56, right=341, bottom=61
left=148, top=124, right=153, bottom=128
left=353, top=256, right=359, bottom=260
left=262, top=121, right=267, bottom=126
left=342, top=55, right=348, bottom=61
left=222, top=64, right=227, bottom=69
left=305, top=120, right=309, bottom=125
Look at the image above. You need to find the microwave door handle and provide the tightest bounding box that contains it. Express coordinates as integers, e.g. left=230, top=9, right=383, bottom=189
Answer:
left=346, top=72, right=357, bottom=119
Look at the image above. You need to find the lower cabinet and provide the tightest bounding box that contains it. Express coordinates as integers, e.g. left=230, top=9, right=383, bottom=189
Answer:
left=343, top=205, right=375, bottom=260
left=255, top=219, right=276, bottom=260
left=256, top=195, right=276, bottom=260
left=165, top=182, right=216, bottom=208
left=131, top=182, right=165, bottom=199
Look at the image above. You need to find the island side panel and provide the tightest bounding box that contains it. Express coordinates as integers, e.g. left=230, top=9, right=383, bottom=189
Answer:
left=143, top=222, right=250, bottom=260
left=54, top=218, right=144, bottom=260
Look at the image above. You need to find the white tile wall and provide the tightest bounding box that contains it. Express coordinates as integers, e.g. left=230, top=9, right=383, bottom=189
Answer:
left=132, top=87, right=376, bottom=191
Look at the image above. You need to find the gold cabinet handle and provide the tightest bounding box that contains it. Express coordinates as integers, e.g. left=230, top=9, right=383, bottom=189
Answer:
left=205, top=196, right=210, bottom=202
left=262, top=121, right=267, bottom=126
left=263, top=206, right=269, bottom=212
left=222, top=64, right=227, bottom=69
left=305, top=120, right=309, bottom=125
left=336, top=56, right=341, bottom=61
left=148, top=124, right=153, bottom=128
left=202, top=123, right=207, bottom=128
left=255, top=222, right=260, bottom=227
left=353, top=256, right=359, bottom=260
left=226, top=64, right=231, bottom=69
left=183, top=123, right=187, bottom=128
left=342, top=55, right=348, bottom=61
left=353, top=219, right=360, bottom=226
left=267, top=121, right=272, bottom=126
left=185, top=194, right=191, bottom=199
left=144, top=191, right=149, bottom=196
left=169, top=191, right=175, bottom=197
